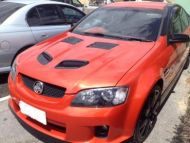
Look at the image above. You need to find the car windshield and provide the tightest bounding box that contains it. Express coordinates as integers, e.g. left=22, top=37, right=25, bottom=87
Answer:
left=0, top=2, right=25, bottom=24
left=72, top=7, right=163, bottom=41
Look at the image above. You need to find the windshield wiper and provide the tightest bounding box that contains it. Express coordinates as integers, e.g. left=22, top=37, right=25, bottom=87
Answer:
left=83, top=32, right=106, bottom=37
left=81, top=32, right=153, bottom=42
left=126, top=37, right=153, bottom=42
left=82, top=32, right=130, bottom=40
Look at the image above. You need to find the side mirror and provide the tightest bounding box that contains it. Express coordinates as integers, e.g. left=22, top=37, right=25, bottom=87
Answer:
left=169, top=34, right=190, bottom=44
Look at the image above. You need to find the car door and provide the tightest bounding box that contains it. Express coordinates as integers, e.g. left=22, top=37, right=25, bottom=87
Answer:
left=170, top=7, right=190, bottom=73
left=161, top=7, right=182, bottom=90
left=178, top=8, right=190, bottom=66
left=164, top=6, right=190, bottom=85
left=27, top=4, right=71, bottom=42
left=160, top=7, right=183, bottom=103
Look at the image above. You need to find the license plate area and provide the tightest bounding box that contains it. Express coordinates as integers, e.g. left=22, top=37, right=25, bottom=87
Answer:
left=19, top=101, right=47, bottom=125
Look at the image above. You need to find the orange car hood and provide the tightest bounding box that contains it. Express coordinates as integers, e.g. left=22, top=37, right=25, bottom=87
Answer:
left=18, top=32, right=155, bottom=93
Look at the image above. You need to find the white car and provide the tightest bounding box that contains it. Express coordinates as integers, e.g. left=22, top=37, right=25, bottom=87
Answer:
left=0, top=0, right=85, bottom=73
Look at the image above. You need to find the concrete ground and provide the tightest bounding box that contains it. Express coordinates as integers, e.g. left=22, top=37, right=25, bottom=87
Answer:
left=146, top=67, right=190, bottom=143
left=0, top=67, right=189, bottom=143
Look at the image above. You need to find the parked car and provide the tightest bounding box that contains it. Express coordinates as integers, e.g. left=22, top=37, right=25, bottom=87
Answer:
left=0, top=0, right=85, bottom=73
left=9, top=2, right=190, bottom=143
left=0, top=0, right=84, bottom=8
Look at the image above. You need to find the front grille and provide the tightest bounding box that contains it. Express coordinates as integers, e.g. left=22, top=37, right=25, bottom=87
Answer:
left=21, top=75, right=66, bottom=98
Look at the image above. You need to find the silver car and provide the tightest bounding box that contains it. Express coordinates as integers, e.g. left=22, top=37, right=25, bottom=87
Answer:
left=0, top=0, right=85, bottom=73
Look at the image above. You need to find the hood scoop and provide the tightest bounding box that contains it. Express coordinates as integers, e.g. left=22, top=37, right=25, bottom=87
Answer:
left=62, top=36, right=83, bottom=45
left=56, top=60, right=89, bottom=69
left=37, top=52, right=53, bottom=65
left=87, top=42, right=118, bottom=50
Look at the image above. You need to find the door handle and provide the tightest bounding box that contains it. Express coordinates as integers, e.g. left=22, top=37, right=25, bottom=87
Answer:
left=41, top=34, right=48, bottom=38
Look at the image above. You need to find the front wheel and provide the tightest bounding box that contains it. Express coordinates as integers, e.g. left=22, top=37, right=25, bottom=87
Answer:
left=130, top=85, right=162, bottom=143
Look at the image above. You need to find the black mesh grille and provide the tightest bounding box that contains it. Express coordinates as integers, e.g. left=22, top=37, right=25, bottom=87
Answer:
left=21, top=75, right=66, bottom=98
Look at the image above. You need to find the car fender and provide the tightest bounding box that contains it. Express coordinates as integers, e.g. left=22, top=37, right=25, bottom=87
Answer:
left=0, top=27, right=36, bottom=66
left=118, top=64, right=163, bottom=136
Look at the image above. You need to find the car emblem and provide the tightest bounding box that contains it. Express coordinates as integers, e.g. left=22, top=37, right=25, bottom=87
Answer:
left=33, top=81, right=44, bottom=95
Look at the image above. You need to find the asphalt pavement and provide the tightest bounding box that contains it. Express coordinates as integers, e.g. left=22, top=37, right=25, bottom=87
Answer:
left=0, top=67, right=189, bottom=143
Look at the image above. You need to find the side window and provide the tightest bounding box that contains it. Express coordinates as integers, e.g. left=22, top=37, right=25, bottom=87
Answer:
left=59, top=6, right=84, bottom=24
left=37, top=5, right=63, bottom=26
left=180, top=9, right=189, bottom=32
left=27, top=8, right=41, bottom=26
left=171, top=7, right=182, bottom=35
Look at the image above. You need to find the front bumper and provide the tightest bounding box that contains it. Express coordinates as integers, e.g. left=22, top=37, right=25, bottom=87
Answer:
left=8, top=76, right=132, bottom=143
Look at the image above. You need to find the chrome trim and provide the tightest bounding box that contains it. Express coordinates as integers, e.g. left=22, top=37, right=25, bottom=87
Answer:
left=0, top=66, right=11, bottom=73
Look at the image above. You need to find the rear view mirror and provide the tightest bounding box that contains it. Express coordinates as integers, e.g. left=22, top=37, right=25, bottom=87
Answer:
left=169, top=34, right=190, bottom=43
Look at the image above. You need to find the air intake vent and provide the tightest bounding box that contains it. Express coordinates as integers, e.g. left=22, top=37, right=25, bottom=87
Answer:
left=38, top=52, right=53, bottom=65
left=62, top=37, right=83, bottom=45
left=56, top=60, right=89, bottom=69
left=87, top=42, right=118, bottom=50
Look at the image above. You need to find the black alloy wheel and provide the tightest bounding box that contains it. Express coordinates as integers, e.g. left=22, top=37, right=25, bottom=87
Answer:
left=131, top=85, right=162, bottom=143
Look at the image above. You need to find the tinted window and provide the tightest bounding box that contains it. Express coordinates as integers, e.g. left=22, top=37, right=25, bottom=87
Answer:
left=37, top=5, right=63, bottom=25
left=171, top=7, right=182, bottom=34
left=0, top=2, right=25, bottom=24
left=59, top=6, right=84, bottom=24
left=180, top=9, right=189, bottom=32
left=73, top=8, right=163, bottom=41
left=27, top=8, right=41, bottom=26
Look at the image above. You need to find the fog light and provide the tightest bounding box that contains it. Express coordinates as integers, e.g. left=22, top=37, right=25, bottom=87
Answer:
left=95, top=125, right=109, bottom=138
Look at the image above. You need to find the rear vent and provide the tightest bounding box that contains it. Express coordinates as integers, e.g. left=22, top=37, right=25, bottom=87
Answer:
left=63, top=37, right=83, bottom=45
left=56, top=60, right=89, bottom=69
left=87, top=42, right=118, bottom=50
left=38, top=52, right=53, bottom=65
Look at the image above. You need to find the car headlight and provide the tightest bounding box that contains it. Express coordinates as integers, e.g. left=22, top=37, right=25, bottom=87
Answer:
left=10, top=59, right=17, bottom=81
left=71, top=87, right=128, bottom=107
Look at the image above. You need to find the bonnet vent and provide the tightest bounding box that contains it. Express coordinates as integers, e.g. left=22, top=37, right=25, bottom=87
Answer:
left=56, top=60, right=89, bottom=69
left=38, top=52, right=53, bottom=65
left=63, top=37, right=83, bottom=44
left=87, top=42, right=118, bottom=50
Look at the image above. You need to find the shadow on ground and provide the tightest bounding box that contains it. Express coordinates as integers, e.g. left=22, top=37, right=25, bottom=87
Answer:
left=0, top=73, right=9, bottom=98
left=171, top=97, right=190, bottom=143
left=0, top=73, right=9, bottom=84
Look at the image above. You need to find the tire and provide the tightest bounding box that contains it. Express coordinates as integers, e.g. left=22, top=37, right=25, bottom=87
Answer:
left=184, top=56, right=189, bottom=70
left=129, top=85, right=162, bottom=143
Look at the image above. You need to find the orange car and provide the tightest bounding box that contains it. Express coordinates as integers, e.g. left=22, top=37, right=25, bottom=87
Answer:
left=8, top=2, right=190, bottom=143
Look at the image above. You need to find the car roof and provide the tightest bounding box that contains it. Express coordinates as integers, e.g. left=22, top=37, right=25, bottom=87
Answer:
left=4, top=0, right=66, bottom=5
left=105, top=2, right=168, bottom=10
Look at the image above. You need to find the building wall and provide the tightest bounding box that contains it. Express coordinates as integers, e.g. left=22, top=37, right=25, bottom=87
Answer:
left=80, top=0, right=89, bottom=6
left=175, top=0, right=190, bottom=14
left=167, top=0, right=190, bottom=14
